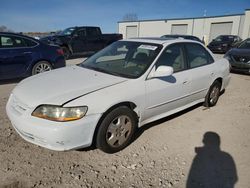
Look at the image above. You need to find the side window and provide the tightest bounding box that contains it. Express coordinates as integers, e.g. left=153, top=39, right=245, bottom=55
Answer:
left=186, top=43, right=214, bottom=68
left=1, top=36, right=15, bottom=48
left=12, top=36, right=27, bottom=47
left=0, top=35, right=38, bottom=48
left=156, top=44, right=186, bottom=72
left=23, top=38, right=37, bottom=47
left=87, top=28, right=99, bottom=37
left=77, top=29, right=86, bottom=37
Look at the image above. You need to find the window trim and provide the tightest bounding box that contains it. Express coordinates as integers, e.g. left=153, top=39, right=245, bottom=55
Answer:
left=154, top=43, right=188, bottom=74
left=0, top=34, right=39, bottom=49
left=76, top=29, right=87, bottom=38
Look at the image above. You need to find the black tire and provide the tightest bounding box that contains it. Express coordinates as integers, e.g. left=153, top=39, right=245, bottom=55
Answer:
left=204, top=80, right=222, bottom=107
left=62, top=46, right=70, bottom=60
left=96, top=106, right=137, bottom=153
left=32, top=61, right=52, bottom=75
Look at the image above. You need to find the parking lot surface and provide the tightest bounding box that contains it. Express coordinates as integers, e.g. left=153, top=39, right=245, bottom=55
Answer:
left=0, top=57, right=249, bottom=188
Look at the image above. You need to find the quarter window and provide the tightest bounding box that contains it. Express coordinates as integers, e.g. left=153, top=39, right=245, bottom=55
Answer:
left=156, top=44, right=186, bottom=72
left=185, top=43, right=213, bottom=68
left=23, top=38, right=37, bottom=47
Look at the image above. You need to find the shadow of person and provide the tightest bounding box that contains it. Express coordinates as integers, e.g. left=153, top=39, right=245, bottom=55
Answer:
left=186, top=132, right=238, bottom=188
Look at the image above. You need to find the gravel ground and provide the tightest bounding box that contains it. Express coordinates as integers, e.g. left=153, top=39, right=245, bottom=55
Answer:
left=0, top=56, right=250, bottom=188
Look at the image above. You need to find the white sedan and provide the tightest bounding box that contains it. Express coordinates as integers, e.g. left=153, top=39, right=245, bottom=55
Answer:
left=6, top=38, right=230, bottom=153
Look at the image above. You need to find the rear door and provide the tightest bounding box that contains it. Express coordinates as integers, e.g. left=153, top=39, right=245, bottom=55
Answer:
left=71, top=28, right=88, bottom=53
left=0, top=34, right=34, bottom=79
left=184, top=43, right=215, bottom=101
left=85, top=27, right=103, bottom=52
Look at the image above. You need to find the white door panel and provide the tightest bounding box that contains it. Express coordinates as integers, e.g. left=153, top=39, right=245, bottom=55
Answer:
left=188, top=64, right=215, bottom=101
left=144, top=71, right=190, bottom=122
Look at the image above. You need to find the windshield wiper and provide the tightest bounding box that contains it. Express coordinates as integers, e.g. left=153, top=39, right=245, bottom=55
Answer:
left=80, top=64, right=120, bottom=76
left=79, top=64, right=135, bottom=78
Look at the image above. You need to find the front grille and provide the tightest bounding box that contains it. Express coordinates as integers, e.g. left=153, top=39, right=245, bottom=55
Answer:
left=232, top=56, right=250, bottom=63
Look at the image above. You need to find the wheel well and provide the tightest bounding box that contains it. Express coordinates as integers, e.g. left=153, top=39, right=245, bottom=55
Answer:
left=29, top=60, right=51, bottom=74
left=91, top=102, right=137, bottom=147
left=62, top=44, right=72, bottom=54
left=215, top=77, right=223, bottom=85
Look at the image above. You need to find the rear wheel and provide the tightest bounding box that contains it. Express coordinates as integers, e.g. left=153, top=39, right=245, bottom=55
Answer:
left=204, top=80, right=222, bottom=107
left=32, top=61, right=52, bottom=75
left=96, top=106, right=137, bottom=153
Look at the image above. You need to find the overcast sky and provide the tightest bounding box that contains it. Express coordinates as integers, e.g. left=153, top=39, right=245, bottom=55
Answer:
left=0, top=0, right=249, bottom=33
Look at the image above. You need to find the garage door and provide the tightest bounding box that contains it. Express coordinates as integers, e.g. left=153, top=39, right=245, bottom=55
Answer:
left=126, top=26, right=137, bottom=39
left=209, top=22, right=233, bottom=42
left=171, top=24, right=188, bottom=35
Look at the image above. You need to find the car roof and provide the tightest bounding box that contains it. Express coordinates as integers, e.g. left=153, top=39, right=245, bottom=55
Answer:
left=217, top=35, right=238, bottom=37
left=123, top=37, right=201, bottom=46
left=162, top=34, right=197, bottom=37
left=161, top=34, right=201, bottom=41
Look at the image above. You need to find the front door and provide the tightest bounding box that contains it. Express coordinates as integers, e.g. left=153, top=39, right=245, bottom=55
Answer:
left=143, top=43, right=190, bottom=123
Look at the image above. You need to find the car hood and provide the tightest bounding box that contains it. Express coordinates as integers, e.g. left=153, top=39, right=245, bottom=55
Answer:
left=227, top=48, right=250, bottom=57
left=12, top=66, right=128, bottom=108
left=40, top=34, right=69, bottom=44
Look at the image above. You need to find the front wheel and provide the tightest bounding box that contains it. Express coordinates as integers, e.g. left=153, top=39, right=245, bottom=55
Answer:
left=32, top=61, right=52, bottom=75
left=204, top=80, right=222, bottom=107
left=96, top=106, right=137, bottom=153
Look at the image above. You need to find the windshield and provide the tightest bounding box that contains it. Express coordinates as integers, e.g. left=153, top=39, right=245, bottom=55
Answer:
left=79, top=41, right=162, bottom=78
left=214, top=35, right=234, bottom=42
left=238, top=39, right=250, bottom=49
left=59, top=27, right=75, bottom=35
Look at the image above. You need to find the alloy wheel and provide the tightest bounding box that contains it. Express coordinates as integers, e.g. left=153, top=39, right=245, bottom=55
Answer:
left=106, top=115, right=132, bottom=148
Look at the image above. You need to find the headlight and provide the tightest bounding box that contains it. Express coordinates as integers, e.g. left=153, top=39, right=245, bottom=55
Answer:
left=32, top=105, right=88, bottom=122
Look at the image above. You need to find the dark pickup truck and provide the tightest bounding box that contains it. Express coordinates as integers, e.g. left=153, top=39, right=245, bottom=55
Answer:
left=40, top=26, right=123, bottom=59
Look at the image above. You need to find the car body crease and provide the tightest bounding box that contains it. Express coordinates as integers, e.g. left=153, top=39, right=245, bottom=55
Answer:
left=61, top=80, right=128, bottom=107
left=147, top=88, right=208, bottom=110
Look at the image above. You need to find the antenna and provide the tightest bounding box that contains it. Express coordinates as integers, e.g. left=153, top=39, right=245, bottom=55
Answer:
left=203, top=10, right=207, bottom=17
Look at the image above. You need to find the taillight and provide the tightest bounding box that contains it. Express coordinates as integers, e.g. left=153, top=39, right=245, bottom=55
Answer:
left=56, top=49, right=64, bottom=55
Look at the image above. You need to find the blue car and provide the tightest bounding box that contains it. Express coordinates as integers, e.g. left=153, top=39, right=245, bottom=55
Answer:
left=0, top=32, right=65, bottom=80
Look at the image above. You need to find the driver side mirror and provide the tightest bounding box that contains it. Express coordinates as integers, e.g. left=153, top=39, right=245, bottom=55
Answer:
left=148, top=66, right=174, bottom=79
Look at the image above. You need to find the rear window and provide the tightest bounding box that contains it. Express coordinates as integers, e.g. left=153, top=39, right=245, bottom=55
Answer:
left=214, top=36, right=234, bottom=42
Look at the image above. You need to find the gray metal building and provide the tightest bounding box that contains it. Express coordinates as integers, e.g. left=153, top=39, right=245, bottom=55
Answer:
left=118, top=9, right=250, bottom=44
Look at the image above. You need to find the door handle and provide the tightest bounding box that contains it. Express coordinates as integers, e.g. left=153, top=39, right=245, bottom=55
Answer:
left=23, top=52, right=32, bottom=54
left=211, top=72, right=214, bottom=76
left=183, top=80, right=188, bottom=84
